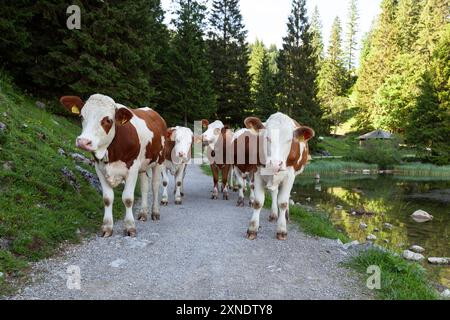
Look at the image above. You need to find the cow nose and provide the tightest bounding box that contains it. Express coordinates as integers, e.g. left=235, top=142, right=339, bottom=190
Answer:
left=76, top=138, right=93, bottom=151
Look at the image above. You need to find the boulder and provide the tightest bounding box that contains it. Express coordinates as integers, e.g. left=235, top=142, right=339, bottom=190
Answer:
left=409, top=245, right=425, bottom=254
left=402, top=250, right=425, bottom=262
left=75, top=166, right=102, bottom=194
left=411, top=210, right=433, bottom=223
left=428, top=257, right=450, bottom=265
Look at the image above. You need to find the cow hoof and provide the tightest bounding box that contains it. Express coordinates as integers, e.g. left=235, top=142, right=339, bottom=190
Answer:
left=124, top=228, right=137, bottom=237
left=180, top=192, right=185, bottom=197
left=269, top=213, right=278, bottom=222
left=233, top=187, right=239, bottom=192
left=237, top=198, right=244, bottom=207
left=223, top=193, right=229, bottom=200
left=211, top=195, right=218, bottom=200
left=138, top=212, right=148, bottom=222
left=276, top=232, right=288, bottom=241
left=101, top=229, right=113, bottom=238
left=160, top=200, right=168, bottom=206
left=175, top=200, right=182, bottom=205
left=151, top=213, right=160, bottom=221
left=249, top=200, right=254, bottom=207
left=247, top=230, right=258, bottom=240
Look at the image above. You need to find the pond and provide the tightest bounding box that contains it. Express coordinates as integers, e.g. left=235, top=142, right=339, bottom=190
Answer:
left=291, top=175, right=450, bottom=288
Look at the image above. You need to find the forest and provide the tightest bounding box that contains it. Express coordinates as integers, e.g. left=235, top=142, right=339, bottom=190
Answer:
left=0, top=0, right=448, bottom=164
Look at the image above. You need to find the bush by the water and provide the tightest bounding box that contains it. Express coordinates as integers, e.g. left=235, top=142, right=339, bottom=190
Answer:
left=346, top=140, right=402, bottom=169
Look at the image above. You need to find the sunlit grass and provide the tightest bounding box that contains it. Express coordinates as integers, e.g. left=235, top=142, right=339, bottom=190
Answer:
left=394, top=163, right=450, bottom=177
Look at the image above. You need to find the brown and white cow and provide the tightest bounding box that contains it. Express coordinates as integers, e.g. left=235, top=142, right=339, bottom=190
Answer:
left=60, top=94, right=167, bottom=237
left=161, top=126, right=193, bottom=205
left=201, top=119, right=233, bottom=200
left=232, top=128, right=258, bottom=207
left=244, top=112, right=314, bottom=240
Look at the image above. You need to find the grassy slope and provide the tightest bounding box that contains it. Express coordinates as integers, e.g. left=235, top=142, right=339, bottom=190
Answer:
left=0, top=75, right=121, bottom=294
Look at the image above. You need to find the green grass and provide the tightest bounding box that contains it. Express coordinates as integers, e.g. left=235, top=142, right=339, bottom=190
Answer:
left=0, top=73, right=123, bottom=294
left=394, top=163, right=450, bottom=177
left=316, top=136, right=358, bottom=157
left=346, top=249, right=440, bottom=300
left=200, top=163, right=212, bottom=176
left=304, top=160, right=378, bottom=177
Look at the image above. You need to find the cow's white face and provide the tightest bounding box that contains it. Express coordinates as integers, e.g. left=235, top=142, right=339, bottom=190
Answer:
left=245, top=113, right=315, bottom=174
left=169, top=126, right=193, bottom=164
left=60, top=94, right=133, bottom=160
left=201, top=120, right=224, bottom=148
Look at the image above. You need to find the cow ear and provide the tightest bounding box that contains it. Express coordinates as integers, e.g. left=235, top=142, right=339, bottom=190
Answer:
left=167, top=128, right=176, bottom=141
left=294, top=126, right=315, bottom=142
left=60, top=96, right=84, bottom=115
left=244, top=117, right=265, bottom=132
left=201, top=119, right=209, bottom=129
left=115, top=108, right=133, bottom=126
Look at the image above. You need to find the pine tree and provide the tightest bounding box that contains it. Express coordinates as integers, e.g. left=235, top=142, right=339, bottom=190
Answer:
left=277, top=0, right=322, bottom=135
left=317, top=17, right=347, bottom=132
left=208, top=0, right=251, bottom=126
left=248, top=39, right=266, bottom=95
left=159, top=0, right=216, bottom=127
left=254, top=51, right=277, bottom=119
left=310, top=6, right=324, bottom=64
left=344, top=0, right=359, bottom=73
left=395, top=0, right=424, bottom=52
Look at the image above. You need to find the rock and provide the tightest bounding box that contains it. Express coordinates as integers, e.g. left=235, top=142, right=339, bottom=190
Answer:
left=383, top=239, right=389, bottom=243
left=384, top=223, right=393, bottom=230
left=306, top=197, right=312, bottom=202
left=411, top=210, right=433, bottom=223
left=0, top=122, right=6, bottom=133
left=289, top=199, right=295, bottom=206
left=22, top=124, right=28, bottom=129
left=366, top=234, right=377, bottom=241
left=315, top=174, right=320, bottom=180
left=2, top=161, right=13, bottom=171
left=409, top=245, right=425, bottom=253
left=35, top=101, right=46, bottom=109
left=359, top=222, right=368, bottom=230
left=75, top=166, right=102, bottom=194
left=61, top=167, right=80, bottom=192
left=362, top=169, right=371, bottom=175
left=343, top=240, right=359, bottom=250
left=428, top=257, right=450, bottom=265
left=374, top=228, right=379, bottom=232
left=402, top=250, right=425, bottom=262
left=110, top=259, right=127, bottom=268
left=0, top=272, right=3, bottom=278
left=441, top=289, right=450, bottom=298
left=70, top=153, right=93, bottom=166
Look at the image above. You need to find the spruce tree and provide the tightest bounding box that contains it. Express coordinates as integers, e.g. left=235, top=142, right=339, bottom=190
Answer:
left=208, top=0, right=251, bottom=126
left=248, top=39, right=266, bottom=95
left=159, top=0, right=216, bottom=127
left=344, top=0, right=359, bottom=73
left=277, top=0, right=322, bottom=135
left=254, top=51, right=277, bottom=120
left=310, top=6, right=324, bottom=64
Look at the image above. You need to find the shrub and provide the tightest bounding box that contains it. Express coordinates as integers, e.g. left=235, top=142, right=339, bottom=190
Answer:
left=346, top=140, right=402, bottom=169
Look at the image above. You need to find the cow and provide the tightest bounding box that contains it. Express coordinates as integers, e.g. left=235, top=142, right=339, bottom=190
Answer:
left=161, top=126, right=193, bottom=205
left=60, top=94, right=167, bottom=238
left=201, top=119, right=233, bottom=200
left=244, top=112, right=315, bottom=240
left=232, top=128, right=257, bottom=207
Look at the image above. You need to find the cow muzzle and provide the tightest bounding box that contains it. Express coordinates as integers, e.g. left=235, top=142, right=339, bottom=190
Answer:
left=76, top=137, right=94, bottom=152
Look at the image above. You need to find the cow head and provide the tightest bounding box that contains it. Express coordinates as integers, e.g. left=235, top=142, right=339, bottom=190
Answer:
left=167, top=126, right=194, bottom=164
left=245, top=113, right=314, bottom=174
left=60, top=94, right=133, bottom=159
left=201, top=119, right=224, bottom=148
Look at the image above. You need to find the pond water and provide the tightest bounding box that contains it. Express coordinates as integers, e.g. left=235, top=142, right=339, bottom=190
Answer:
left=291, top=175, right=450, bottom=288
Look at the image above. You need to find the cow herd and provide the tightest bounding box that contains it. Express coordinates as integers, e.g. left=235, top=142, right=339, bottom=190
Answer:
left=60, top=94, right=314, bottom=241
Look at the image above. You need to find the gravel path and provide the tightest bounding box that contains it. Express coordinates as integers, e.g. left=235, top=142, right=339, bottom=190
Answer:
left=10, top=165, right=370, bottom=300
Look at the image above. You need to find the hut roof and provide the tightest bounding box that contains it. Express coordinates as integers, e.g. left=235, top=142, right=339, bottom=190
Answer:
left=358, top=130, right=392, bottom=140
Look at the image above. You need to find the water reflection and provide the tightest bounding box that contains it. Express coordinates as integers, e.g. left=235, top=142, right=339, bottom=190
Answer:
left=292, top=175, right=450, bottom=288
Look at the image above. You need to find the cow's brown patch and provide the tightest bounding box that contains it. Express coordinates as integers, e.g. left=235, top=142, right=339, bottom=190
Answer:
left=176, top=181, right=181, bottom=187
left=280, top=202, right=288, bottom=210
left=162, top=181, right=168, bottom=187
left=104, top=198, right=111, bottom=207
left=124, top=199, right=133, bottom=208
left=253, top=201, right=262, bottom=210
left=101, top=116, right=113, bottom=134
left=107, top=122, right=140, bottom=169
left=133, top=109, right=167, bottom=165
left=287, top=138, right=309, bottom=172
left=163, top=140, right=175, bottom=162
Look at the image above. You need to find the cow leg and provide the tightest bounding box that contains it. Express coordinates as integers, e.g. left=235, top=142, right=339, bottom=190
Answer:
left=151, top=164, right=162, bottom=221
left=269, top=188, right=279, bottom=222
left=276, top=171, right=295, bottom=240
left=234, top=167, right=245, bottom=207
left=249, top=173, right=255, bottom=207
left=174, top=164, right=185, bottom=205
left=138, top=172, right=149, bottom=222
left=231, top=169, right=239, bottom=192
left=122, top=170, right=139, bottom=237
left=160, top=167, right=169, bottom=206
left=222, top=165, right=231, bottom=200
left=96, top=165, right=114, bottom=238
left=211, top=165, right=219, bottom=200
left=180, top=165, right=187, bottom=197
left=247, top=172, right=265, bottom=240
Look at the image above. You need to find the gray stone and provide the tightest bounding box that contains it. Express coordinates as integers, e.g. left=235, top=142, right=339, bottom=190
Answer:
left=384, top=223, right=393, bottom=230
left=35, top=101, right=46, bottom=109
left=70, top=153, right=93, bottom=166
left=343, top=240, right=359, bottom=250
left=441, top=289, right=450, bottom=298
left=409, top=245, right=425, bottom=253
left=366, top=234, right=377, bottom=241
left=359, top=222, right=368, bottom=230
left=61, top=167, right=80, bottom=192
left=402, top=250, right=425, bottom=262
left=110, top=259, right=127, bottom=268
left=75, top=166, right=102, bottom=194
left=428, top=257, right=450, bottom=265
left=58, top=148, right=66, bottom=156
left=411, top=210, right=433, bottom=223
left=0, top=122, right=6, bottom=133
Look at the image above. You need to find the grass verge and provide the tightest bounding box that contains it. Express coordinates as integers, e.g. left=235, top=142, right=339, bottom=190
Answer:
left=346, top=248, right=440, bottom=300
